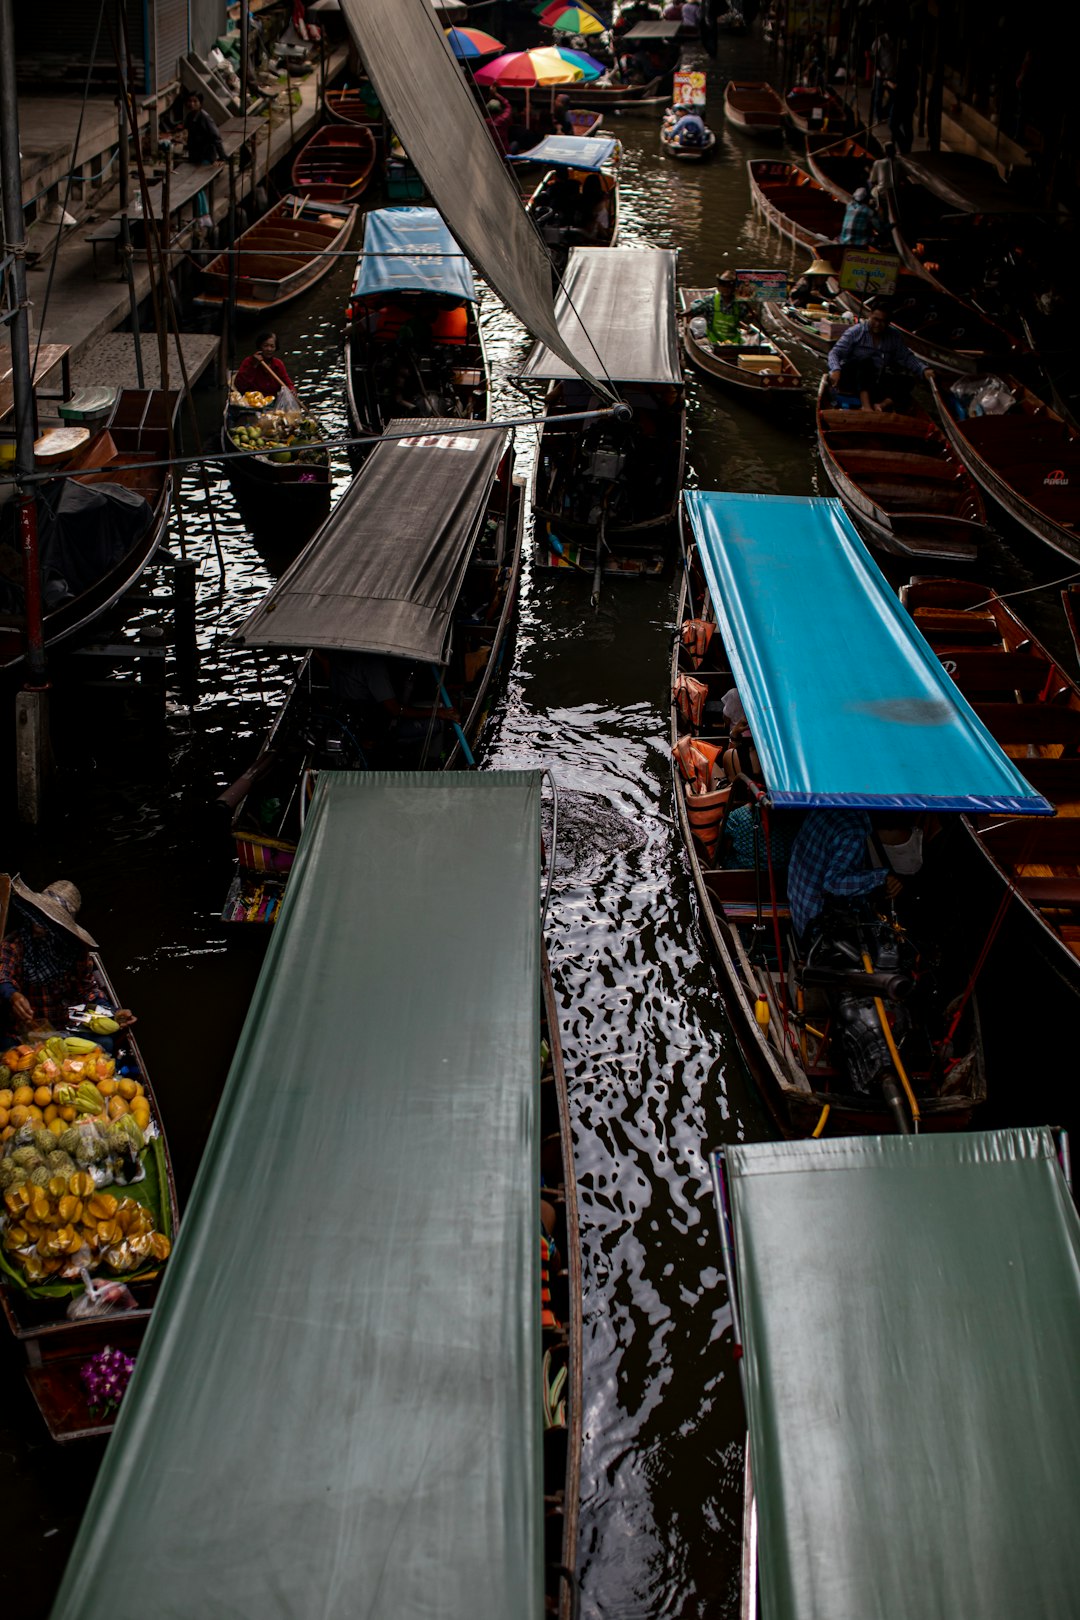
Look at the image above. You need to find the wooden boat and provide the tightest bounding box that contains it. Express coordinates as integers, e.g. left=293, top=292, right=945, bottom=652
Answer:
left=679, top=288, right=803, bottom=399
left=670, top=491, right=1048, bottom=1135
left=901, top=575, right=1080, bottom=1001
left=659, top=123, right=717, bottom=161
left=0, top=949, right=179, bottom=1442
left=323, top=84, right=382, bottom=128
left=290, top=125, right=377, bottom=203
left=562, top=72, right=671, bottom=110
left=569, top=108, right=603, bottom=137
left=221, top=386, right=332, bottom=552
left=221, top=425, right=525, bottom=918
left=526, top=248, right=686, bottom=589
left=723, top=80, right=784, bottom=135
left=805, top=132, right=873, bottom=203
left=784, top=86, right=852, bottom=135
left=0, top=389, right=177, bottom=670
left=194, top=195, right=357, bottom=317
left=760, top=291, right=849, bottom=357
left=930, top=373, right=1080, bottom=564
left=747, top=158, right=845, bottom=250
left=526, top=159, right=619, bottom=276
left=816, top=375, right=988, bottom=562
left=344, top=208, right=489, bottom=447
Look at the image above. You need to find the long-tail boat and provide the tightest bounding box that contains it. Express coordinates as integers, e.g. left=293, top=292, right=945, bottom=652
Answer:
left=679, top=287, right=803, bottom=400
left=930, top=373, right=1080, bottom=564
left=345, top=206, right=488, bottom=449
left=0, top=898, right=179, bottom=1443
left=711, top=1127, right=1080, bottom=1620
left=805, top=132, right=874, bottom=203
left=523, top=246, right=686, bottom=592
left=816, top=375, right=987, bottom=562
left=517, top=135, right=620, bottom=274
left=290, top=125, right=377, bottom=203
left=784, top=85, right=852, bottom=135
left=221, top=383, right=332, bottom=552
left=672, top=490, right=1049, bottom=1136
left=902, top=574, right=1080, bottom=1001
left=49, top=771, right=582, bottom=1620
left=0, top=390, right=178, bottom=670
left=747, top=158, right=845, bottom=250
left=221, top=421, right=524, bottom=920
left=723, top=80, right=784, bottom=136
left=193, top=196, right=358, bottom=318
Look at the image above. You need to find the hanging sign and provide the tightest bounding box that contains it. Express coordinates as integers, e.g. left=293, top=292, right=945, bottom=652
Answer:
left=839, top=249, right=900, bottom=298
left=735, top=269, right=789, bottom=302
left=673, top=69, right=707, bottom=107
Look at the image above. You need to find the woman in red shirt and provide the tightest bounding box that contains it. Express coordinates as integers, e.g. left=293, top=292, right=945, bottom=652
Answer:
left=233, top=331, right=296, bottom=397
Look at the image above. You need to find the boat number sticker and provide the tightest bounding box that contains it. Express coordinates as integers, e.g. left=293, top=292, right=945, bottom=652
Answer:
left=398, top=434, right=479, bottom=452
left=940, top=657, right=957, bottom=674
left=1044, top=469, right=1069, bottom=487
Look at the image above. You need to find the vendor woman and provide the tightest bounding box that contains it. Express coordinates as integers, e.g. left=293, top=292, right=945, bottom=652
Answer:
left=234, top=331, right=295, bottom=397
left=0, top=878, right=134, bottom=1038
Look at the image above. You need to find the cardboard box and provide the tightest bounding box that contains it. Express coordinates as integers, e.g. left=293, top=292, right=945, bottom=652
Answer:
left=737, top=352, right=783, bottom=374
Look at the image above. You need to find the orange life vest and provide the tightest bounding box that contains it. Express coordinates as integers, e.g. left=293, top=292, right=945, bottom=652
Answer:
left=541, top=1234, right=559, bottom=1330
left=675, top=672, right=708, bottom=729
left=673, top=737, right=729, bottom=861
left=681, top=618, right=714, bottom=669
left=432, top=304, right=468, bottom=346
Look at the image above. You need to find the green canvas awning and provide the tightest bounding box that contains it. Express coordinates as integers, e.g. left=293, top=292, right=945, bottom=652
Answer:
left=52, top=772, right=544, bottom=1620
left=717, top=1129, right=1080, bottom=1620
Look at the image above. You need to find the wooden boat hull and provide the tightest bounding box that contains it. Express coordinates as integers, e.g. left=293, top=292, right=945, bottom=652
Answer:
left=901, top=575, right=1080, bottom=1004
left=679, top=289, right=803, bottom=399
left=760, top=298, right=837, bottom=356
left=670, top=559, right=987, bottom=1136
left=816, top=376, right=987, bottom=563
left=290, top=126, right=376, bottom=204
left=562, top=74, right=669, bottom=110
left=0, top=390, right=177, bottom=670
left=747, top=158, right=845, bottom=251
left=221, top=420, right=332, bottom=551
left=194, top=196, right=357, bottom=317
left=525, top=168, right=619, bottom=276
left=660, top=127, right=716, bottom=160
left=0, top=956, right=179, bottom=1442
left=804, top=132, right=873, bottom=204
left=324, top=86, right=382, bottom=128
left=930, top=374, right=1080, bottom=564
left=723, top=80, right=784, bottom=135
left=784, top=87, right=852, bottom=136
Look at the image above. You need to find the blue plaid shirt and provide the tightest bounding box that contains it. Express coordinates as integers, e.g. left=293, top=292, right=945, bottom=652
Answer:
left=827, top=320, right=926, bottom=380
left=838, top=199, right=880, bottom=246
left=787, top=810, right=887, bottom=940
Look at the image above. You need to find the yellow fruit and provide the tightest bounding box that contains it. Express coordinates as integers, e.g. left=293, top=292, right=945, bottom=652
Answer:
left=0, top=1087, right=12, bottom=1108
left=118, top=1078, right=138, bottom=1101
left=97, top=1077, right=118, bottom=1098
left=46, top=1175, right=68, bottom=1199
left=97, top=1219, right=122, bottom=1245
left=0, top=1125, right=14, bottom=1142
left=87, top=1193, right=118, bottom=1221
left=26, top=1106, right=43, bottom=1122
left=0, top=1106, right=7, bottom=1129
left=68, top=1171, right=94, bottom=1198
left=48, top=1117, right=66, bottom=1138
left=149, top=1232, right=172, bottom=1262
left=106, top=1096, right=127, bottom=1120
left=9, top=1105, right=29, bottom=1129
left=33, top=1085, right=52, bottom=1108
left=59, top=1195, right=82, bottom=1223
left=43, top=1103, right=58, bottom=1124
left=12, top=1085, right=34, bottom=1107
left=29, top=1187, right=50, bottom=1221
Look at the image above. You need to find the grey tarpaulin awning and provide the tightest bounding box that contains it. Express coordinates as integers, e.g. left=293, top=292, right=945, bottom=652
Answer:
left=51, top=770, right=544, bottom=1620
left=716, top=1128, right=1080, bottom=1620
left=520, top=247, right=682, bottom=385
left=340, top=0, right=610, bottom=397
left=235, top=420, right=508, bottom=661
left=622, top=19, right=682, bottom=38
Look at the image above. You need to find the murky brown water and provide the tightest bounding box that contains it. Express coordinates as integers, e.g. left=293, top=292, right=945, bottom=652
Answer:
left=4, top=23, right=1080, bottom=1619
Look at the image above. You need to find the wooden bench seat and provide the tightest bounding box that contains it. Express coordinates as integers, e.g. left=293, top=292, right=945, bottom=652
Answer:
left=941, top=650, right=1051, bottom=695
left=972, top=701, right=1080, bottom=745
left=1016, top=875, right=1080, bottom=908
left=1013, top=755, right=1080, bottom=804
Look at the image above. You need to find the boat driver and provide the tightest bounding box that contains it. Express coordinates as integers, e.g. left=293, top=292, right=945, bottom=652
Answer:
left=669, top=107, right=708, bottom=147
left=682, top=271, right=756, bottom=346
left=786, top=811, right=925, bottom=946
left=827, top=302, right=932, bottom=412
left=0, top=879, right=135, bottom=1040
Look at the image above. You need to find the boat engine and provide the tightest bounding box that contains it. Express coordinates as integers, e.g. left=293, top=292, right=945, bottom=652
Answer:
left=802, top=912, right=915, bottom=1099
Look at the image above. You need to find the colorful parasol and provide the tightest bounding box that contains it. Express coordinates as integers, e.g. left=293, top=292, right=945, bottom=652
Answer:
left=548, top=8, right=607, bottom=35
left=475, top=46, right=601, bottom=87
left=444, top=26, right=504, bottom=58
left=536, top=0, right=608, bottom=19
left=550, top=46, right=607, bottom=76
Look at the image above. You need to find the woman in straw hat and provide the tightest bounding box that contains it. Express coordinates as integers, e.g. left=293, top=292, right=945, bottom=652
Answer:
left=0, top=878, right=133, bottom=1038
left=790, top=257, right=837, bottom=308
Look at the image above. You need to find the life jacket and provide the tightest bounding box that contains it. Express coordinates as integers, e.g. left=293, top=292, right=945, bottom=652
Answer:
left=681, top=617, right=714, bottom=669
left=541, top=1234, right=560, bottom=1330
left=373, top=302, right=411, bottom=342
left=676, top=672, right=708, bottom=729
left=705, top=291, right=741, bottom=345
left=431, top=304, right=468, bottom=346
left=673, top=737, right=729, bottom=860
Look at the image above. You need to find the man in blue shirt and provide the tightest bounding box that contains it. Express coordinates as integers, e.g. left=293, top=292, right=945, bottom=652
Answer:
left=670, top=109, right=707, bottom=146
left=827, top=302, right=932, bottom=410
left=837, top=186, right=883, bottom=247
left=788, top=810, right=922, bottom=943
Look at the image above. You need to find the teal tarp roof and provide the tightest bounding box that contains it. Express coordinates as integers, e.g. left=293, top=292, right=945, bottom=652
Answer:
left=684, top=491, right=1052, bottom=812
left=717, top=1129, right=1080, bottom=1620
left=352, top=206, right=478, bottom=301
left=510, top=135, right=618, bottom=170
left=52, top=772, right=544, bottom=1620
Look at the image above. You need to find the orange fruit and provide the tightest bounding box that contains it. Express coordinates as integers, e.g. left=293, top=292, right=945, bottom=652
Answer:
left=118, top=1079, right=138, bottom=1101
left=107, top=1096, right=127, bottom=1120
left=26, top=1106, right=44, bottom=1122
left=59, top=1105, right=77, bottom=1122
left=33, top=1086, right=52, bottom=1108
left=0, top=1088, right=12, bottom=1109
left=9, top=1105, right=29, bottom=1129
left=12, top=1085, right=34, bottom=1107
left=48, top=1118, right=66, bottom=1138
left=0, top=1125, right=14, bottom=1143
left=0, top=1107, right=7, bottom=1129
left=43, top=1104, right=58, bottom=1123
left=97, top=1077, right=118, bottom=1098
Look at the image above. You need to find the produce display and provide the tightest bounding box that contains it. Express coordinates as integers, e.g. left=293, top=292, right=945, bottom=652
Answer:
left=229, top=389, right=276, bottom=409
left=228, top=407, right=328, bottom=466
left=0, top=1033, right=171, bottom=1292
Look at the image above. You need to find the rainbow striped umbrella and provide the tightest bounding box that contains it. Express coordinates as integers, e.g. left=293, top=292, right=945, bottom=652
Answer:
left=444, top=26, right=504, bottom=59
left=549, top=8, right=607, bottom=35
left=475, top=47, right=598, bottom=87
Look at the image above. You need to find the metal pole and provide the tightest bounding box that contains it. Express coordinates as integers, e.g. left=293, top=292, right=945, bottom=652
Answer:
left=241, top=2, right=250, bottom=119
left=117, top=52, right=144, bottom=386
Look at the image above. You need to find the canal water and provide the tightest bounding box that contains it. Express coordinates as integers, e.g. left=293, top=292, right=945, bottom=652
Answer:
left=5, top=27, right=1079, bottom=1619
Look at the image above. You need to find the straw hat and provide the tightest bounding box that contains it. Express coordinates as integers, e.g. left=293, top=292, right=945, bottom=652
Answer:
left=718, top=268, right=737, bottom=284
left=12, top=876, right=97, bottom=948
left=807, top=258, right=834, bottom=277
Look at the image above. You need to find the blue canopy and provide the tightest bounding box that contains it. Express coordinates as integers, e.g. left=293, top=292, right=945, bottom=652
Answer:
left=510, top=135, right=618, bottom=171
left=684, top=491, right=1053, bottom=813
left=351, top=206, right=478, bottom=301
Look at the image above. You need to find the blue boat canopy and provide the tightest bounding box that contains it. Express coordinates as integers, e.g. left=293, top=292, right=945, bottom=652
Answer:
left=684, top=491, right=1053, bottom=813
left=510, top=135, right=618, bottom=171
left=351, top=205, right=478, bottom=302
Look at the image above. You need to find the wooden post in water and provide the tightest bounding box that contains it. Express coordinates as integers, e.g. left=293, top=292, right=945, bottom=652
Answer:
left=1, top=0, right=50, bottom=822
